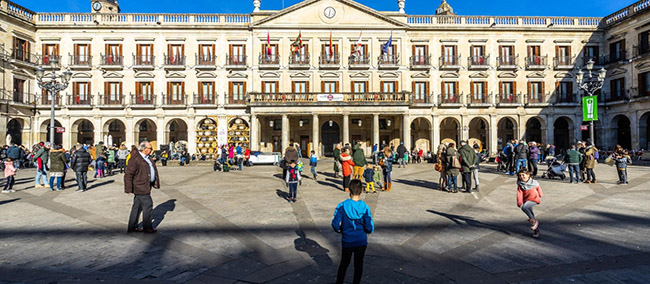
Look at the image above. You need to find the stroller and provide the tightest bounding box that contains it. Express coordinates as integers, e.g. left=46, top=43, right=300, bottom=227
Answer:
left=542, top=157, right=566, bottom=180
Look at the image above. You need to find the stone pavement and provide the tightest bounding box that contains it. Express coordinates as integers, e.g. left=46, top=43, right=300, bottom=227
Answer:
left=0, top=160, right=649, bottom=284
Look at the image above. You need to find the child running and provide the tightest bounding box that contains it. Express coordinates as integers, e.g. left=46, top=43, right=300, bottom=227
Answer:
left=332, top=179, right=374, bottom=284
left=516, top=169, right=543, bottom=238
left=285, top=161, right=301, bottom=202
left=3, top=158, right=17, bottom=193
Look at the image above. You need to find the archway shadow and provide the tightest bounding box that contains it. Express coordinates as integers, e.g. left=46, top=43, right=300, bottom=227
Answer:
left=293, top=230, right=333, bottom=267
left=152, top=199, right=176, bottom=228
left=427, top=209, right=511, bottom=235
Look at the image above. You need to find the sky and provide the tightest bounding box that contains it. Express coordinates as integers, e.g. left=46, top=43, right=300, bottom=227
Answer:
left=15, top=0, right=636, bottom=17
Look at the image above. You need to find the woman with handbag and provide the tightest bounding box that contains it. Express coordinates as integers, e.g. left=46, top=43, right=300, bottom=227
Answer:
left=436, top=144, right=448, bottom=192
left=446, top=143, right=461, bottom=193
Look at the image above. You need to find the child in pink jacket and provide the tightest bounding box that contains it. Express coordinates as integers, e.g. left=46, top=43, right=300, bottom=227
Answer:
left=3, top=158, right=17, bottom=193
left=517, top=169, right=543, bottom=238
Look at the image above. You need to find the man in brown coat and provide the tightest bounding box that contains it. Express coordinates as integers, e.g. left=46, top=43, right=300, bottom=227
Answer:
left=125, top=142, right=160, bottom=233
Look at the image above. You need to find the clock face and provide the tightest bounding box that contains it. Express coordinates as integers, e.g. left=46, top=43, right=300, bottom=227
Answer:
left=324, top=7, right=336, bottom=19
left=93, top=1, right=102, bottom=11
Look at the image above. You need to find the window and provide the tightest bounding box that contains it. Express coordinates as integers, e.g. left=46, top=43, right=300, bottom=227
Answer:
left=105, top=44, right=122, bottom=64
left=556, top=82, right=573, bottom=102
left=412, top=45, right=428, bottom=64
left=499, top=45, right=515, bottom=65
left=441, top=81, right=459, bottom=103
left=292, top=81, right=309, bottom=93
left=72, top=82, right=90, bottom=104
left=135, top=82, right=154, bottom=104
left=41, top=89, right=60, bottom=104
left=291, top=44, right=309, bottom=64
left=499, top=82, right=517, bottom=103
left=199, top=44, right=215, bottom=64
left=42, top=44, right=59, bottom=65
left=350, top=44, right=368, bottom=63
left=528, top=46, right=541, bottom=57
left=321, top=44, right=339, bottom=63
left=198, top=82, right=215, bottom=103
left=471, top=82, right=487, bottom=103
left=610, top=40, right=625, bottom=61
left=442, top=45, right=457, bottom=65
left=13, top=37, right=30, bottom=61
left=639, top=31, right=649, bottom=55
left=261, top=44, right=279, bottom=64
left=381, top=81, right=397, bottom=93
left=610, top=78, right=625, bottom=100
left=583, top=46, right=599, bottom=62
left=263, top=81, right=278, bottom=93
left=639, top=72, right=650, bottom=97
left=528, top=82, right=544, bottom=103
left=413, top=82, right=429, bottom=102
left=380, top=44, right=397, bottom=63
left=352, top=81, right=367, bottom=93
left=136, top=44, right=153, bottom=65
left=556, top=46, right=571, bottom=65
left=74, top=44, right=90, bottom=65
left=167, top=44, right=184, bottom=64
left=12, top=78, right=25, bottom=103
left=322, top=81, right=339, bottom=93
left=167, top=82, right=185, bottom=103
left=229, top=44, right=246, bottom=64
left=104, top=82, right=123, bottom=104
left=527, top=46, right=542, bottom=66
left=229, top=82, right=246, bottom=103
left=470, top=45, right=485, bottom=65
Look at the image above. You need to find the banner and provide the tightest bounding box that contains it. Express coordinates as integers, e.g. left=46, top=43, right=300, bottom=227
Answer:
left=582, top=96, right=598, bottom=121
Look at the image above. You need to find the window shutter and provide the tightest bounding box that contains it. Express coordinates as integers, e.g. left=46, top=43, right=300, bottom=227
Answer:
left=541, top=82, right=545, bottom=96
left=412, top=81, right=415, bottom=95
left=119, top=44, right=123, bottom=57
left=483, top=82, right=488, bottom=96
left=55, top=44, right=59, bottom=56
left=425, top=82, right=430, bottom=94
left=454, top=82, right=459, bottom=95
left=499, top=82, right=503, bottom=95
left=441, top=81, right=445, bottom=95
left=527, top=82, right=531, bottom=96
left=380, top=81, right=384, bottom=93
left=470, top=82, right=474, bottom=95
left=513, top=81, right=517, bottom=94
left=321, top=81, right=325, bottom=92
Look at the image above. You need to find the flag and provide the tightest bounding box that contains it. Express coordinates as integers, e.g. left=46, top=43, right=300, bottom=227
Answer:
left=351, top=31, right=363, bottom=58
left=381, top=32, right=393, bottom=55
left=291, top=31, right=304, bottom=54
left=329, top=31, right=334, bottom=61
left=266, top=30, right=272, bottom=57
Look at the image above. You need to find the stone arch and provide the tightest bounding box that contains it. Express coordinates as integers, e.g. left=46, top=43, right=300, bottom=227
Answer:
left=612, top=114, right=632, bottom=150
left=227, top=117, right=250, bottom=146
left=554, top=116, right=575, bottom=152
left=196, top=118, right=219, bottom=158
left=103, top=119, right=126, bottom=146
left=640, top=111, right=650, bottom=150
left=135, top=118, right=157, bottom=149
left=6, top=118, right=24, bottom=145
left=525, top=116, right=545, bottom=144
left=497, top=117, right=517, bottom=150
left=440, top=117, right=460, bottom=145
left=40, top=119, right=63, bottom=145
left=166, top=118, right=188, bottom=144
left=71, top=118, right=95, bottom=145
left=469, top=117, right=489, bottom=152
left=410, top=117, right=432, bottom=152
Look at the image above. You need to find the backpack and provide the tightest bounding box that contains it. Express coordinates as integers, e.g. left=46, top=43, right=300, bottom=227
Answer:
left=594, top=150, right=599, bottom=160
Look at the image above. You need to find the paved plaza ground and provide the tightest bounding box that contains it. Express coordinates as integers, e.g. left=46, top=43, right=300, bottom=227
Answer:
left=1, top=159, right=650, bottom=284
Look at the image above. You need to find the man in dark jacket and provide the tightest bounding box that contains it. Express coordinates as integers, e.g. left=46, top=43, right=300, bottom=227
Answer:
left=514, top=140, right=529, bottom=173
left=125, top=142, right=160, bottom=233
left=458, top=141, right=477, bottom=192
left=352, top=142, right=367, bottom=180
left=6, top=144, right=23, bottom=169
left=396, top=142, right=407, bottom=168
left=70, top=145, right=92, bottom=192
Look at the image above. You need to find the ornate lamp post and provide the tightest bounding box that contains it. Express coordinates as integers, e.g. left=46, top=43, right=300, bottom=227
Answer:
left=576, top=59, right=606, bottom=145
left=35, top=58, right=72, bottom=145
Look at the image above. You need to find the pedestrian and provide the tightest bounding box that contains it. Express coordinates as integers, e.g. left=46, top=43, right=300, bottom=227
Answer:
left=309, top=150, right=318, bottom=180
left=372, top=165, right=383, bottom=190
left=396, top=142, right=407, bottom=168
left=236, top=143, right=243, bottom=171
left=352, top=141, right=366, bottom=180
left=244, top=145, right=251, bottom=167
left=283, top=143, right=300, bottom=181
left=61, top=148, right=71, bottom=189
left=528, top=142, right=540, bottom=177
left=363, top=164, right=376, bottom=193
left=380, top=146, right=394, bottom=191
left=436, top=144, right=448, bottom=192
left=33, top=142, right=50, bottom=188
left=332, top=179, right=374, bottom=284
left=106, top=147, right=116, bottom=176
left=161, top=151, right=168, bottom=167
left=125, top=142, right=160, bottom=234
left=472, top=143, right=481, bottom=191
left=340, top=146, right=354, bottom=192
left=612, top=148, right=631, bottom=184
left=503, top=140, right=514, bottom=175
left=458, top=141, right=477, bottom=193
left=228, top=143, right=235, bottom=165
left=584, top=142, right=599, bottom=184
left=577, top=142, right=587, bottom=182
left=333, top=143, right=342, bottom=178
left=96, top=154, right=106, bottom=178
left=564, top=145, right=583, bottom=184
left=2, top=158, right=17, bottom=193
left=514, top=140, right=529, bottom=173
left=6, top=143, right=23, bottom=169
left=446, top=143, right=460, bottom=193
left=516, top=169, right=543, bottom=238
left=48, top=144, right=68, bottom=192
left=117, top=144, right=129, bottom=173
left=285, top=160, right=301, bottom=202
left=70, top=144, right=92, bottom=192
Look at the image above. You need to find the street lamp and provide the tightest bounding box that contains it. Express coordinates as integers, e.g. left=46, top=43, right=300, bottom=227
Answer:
left=576, top=59, right=606, bottom=145
left=36, top=57, right=72, bottom=145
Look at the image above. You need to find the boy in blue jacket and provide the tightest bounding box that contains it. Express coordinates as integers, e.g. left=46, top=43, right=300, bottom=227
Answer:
left=332, top=179, right=374, bottom=284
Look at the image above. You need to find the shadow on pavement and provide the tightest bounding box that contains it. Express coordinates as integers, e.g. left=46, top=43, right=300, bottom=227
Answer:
left=153, top=199, right=177, bottom=228
left=0, top=198, right=20, bottom=206
left=276, top=189, right=290, bottom=201
left=427, top=209, right=511, bottom=235
left=293, top=230, right=333, bottom=267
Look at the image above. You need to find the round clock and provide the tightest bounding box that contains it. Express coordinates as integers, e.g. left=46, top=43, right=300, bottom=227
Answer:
left=93, top=1, right=102, bottom=11
left=324, top=7, right=336, bottom=19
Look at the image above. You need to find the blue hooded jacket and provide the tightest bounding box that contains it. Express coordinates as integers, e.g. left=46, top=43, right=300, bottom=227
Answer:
left=331, top=199, right=374, bottom=247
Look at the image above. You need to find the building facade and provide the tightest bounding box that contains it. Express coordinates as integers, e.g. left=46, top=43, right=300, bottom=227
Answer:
left=0, top=0, right=648, bottom=157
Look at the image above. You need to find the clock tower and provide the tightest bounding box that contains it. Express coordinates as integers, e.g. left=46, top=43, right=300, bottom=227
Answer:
left=91, top=0, right=121, bottom=14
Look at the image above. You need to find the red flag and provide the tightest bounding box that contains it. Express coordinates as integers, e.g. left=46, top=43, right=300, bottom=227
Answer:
left=329, top=31, right=334, bottom=61
left=266, top=31, right=272, bottom=57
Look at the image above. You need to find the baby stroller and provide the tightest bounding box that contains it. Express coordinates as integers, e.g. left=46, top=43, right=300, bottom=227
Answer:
left=542, top=158, right=566, bottom=180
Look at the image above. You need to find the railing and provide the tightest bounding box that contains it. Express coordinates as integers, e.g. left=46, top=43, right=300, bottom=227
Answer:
left=634, top=45, right=650, bottom=57
left=229, top=95, right=246, bottom=105
left=410, top=55, right=430, bottom=67
left=226, top=54, right=247, bottom=66
left=40, top=94, right=61, bottom=105
left=606, top=94, right=626, bottom=102
left=193, top=93, right=217, bottom=105
left=10, top=49, right=39, bottom=65
left=600, top=52, right=628, bottom=65
left=196, top=54, right=216, bottom=66
left=247, top=92, right=410, bottom=104
left=468, top=55, right=490, bottom=67
left=70, top=55, right=92, bottom=67
left=4, top=0, right=35, bottom=22
left=134, top=55, right=155, bottom=66
left=164, top=55, right=185, bottom=66
left=67, top=94, right=92, bottom=106
left=99, top=94, right=124, bottom=106
left=407, top=15, right=601, bottom=28
left=40, top=55, right=61, bottom=67
left=554, top=55, right=574, bottom=67
left=498, top=93, right=519, bottom=104
left=556, top=93, right=575, bottom=103
left=349, top=55, right=371, bottom=66
left=9, top=91, right=37, bottom=105
left=319, top=54, right=341, bottom=65
left=378, top=54, right=400, bottom=65
left=289, top=54, right=310, bottom=65
left=162, top=94, right=186, bottom=105
left=497, top=55, right=518, bottom=67
left=412, top=93, right=430, bottom=104
left=131, top=94, right=156, bottom=105
left=470, top=94, right=488, bottom=104
left=438, top=94, right=460, bottom=104
left=525, top=56, right=547, bottom=68
left=528, top=93, right=545, bottom=104
left=33, top=12, right=251, bottom=26
left=259, top=53, right=280, bottom=65
left=604, top=0, right=650, bottom=26
left=100, top=55, right=124, bottom=66
left=439, top=55, right=461, bottom=67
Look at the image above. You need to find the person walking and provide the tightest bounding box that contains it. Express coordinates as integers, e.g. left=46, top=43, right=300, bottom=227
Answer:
left=436, top=144, right=448, bottom=192
left=564, top=145, right=583, bottom=184
left=503, top=140, right=514, bottom=175
left=236, top=143, right=243, bottom=171
left=472, top=143, right=481, bottom=191
left=446, top=143, right=461, bottom=193
left=380, top=146, right=394, bottom=191
left=106, top=147, right=116, bottom=176
left=125, top=142, right=160, bottom=234
left=70, top=145, right=92, bottom=192
left=340, top=147, right=355, bottom=192
left=352, top=141, right=367, bottom=180
left=117, top=144, right=129, bottom=173
left=48, top=145, right=68, bottom=192
left=6, top=144, right=23, bottom=170
left=283, top=143, right=300, bottom=181
left=160, top=151, right=169, bottom=167
left=33, top=142, right=50, bottom=188
left=516, top=169, right=543, bottom=238
left=612, top=148, right=631, bottom=184
left=528, top=142, right=540, bottom=177
left=2, top=158, right=17, bottom=193
left=458, top=141, right=477, bottom=192
left=333, top=143, right=342, bottom=178
left=285, top=161, right=301, bottom=202
left=396, top=142, right=407, bottom=168
left=584, top=142, right=599, bottom=184
left=362, top=165, right=376, bottom=194
left=309, top=150, right=318, bottom=180
left=514, top=140, right=529, bottom=173
left=332, top=179, right=374, bottom=284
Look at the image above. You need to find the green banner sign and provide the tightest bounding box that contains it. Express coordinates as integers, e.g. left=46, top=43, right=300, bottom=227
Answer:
left=582, top=96, right=598, bottom=121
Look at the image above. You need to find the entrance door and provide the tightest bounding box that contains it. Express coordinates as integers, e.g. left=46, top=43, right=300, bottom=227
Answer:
left=272, top=136, right=280, bottom=152
left=321, top=122, right=340, bottom=157
left=13, top=79, right=24, bottom=103
left=380, top=135, right=390, bottom=148
left=300, top=135, right=309, bottom=157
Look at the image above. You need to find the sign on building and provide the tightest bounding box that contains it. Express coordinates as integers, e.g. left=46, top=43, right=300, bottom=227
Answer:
left=582, top=96, right=598, bottom=121
left=56, top=127, right=66, bottom=133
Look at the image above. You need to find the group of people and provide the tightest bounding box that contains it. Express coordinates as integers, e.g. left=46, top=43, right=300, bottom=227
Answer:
left=435, top=141, right=481, bottom=193
left=334, top=142, right=396, bottom=194
left=213, top=143, right=251, bottom=172
left=498, top=140, right=553, bottom=177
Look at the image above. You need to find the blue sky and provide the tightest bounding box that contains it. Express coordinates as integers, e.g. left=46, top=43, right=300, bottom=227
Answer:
left=16, top=0, right=636, bottom=17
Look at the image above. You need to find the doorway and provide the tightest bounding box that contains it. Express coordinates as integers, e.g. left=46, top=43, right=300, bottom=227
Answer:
left=321, top=121, right=340, bottom=157
left=300, top=135, right=309, bottom=157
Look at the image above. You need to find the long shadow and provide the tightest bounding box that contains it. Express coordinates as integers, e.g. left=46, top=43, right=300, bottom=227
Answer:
left=152, top=199, right=176, bottom=228
left=85, top=180, right=115, bottom=191
left=320, top=172, right=337, bottom=178
left=394, top=179, right=439, bottom=190
left=276, top=189, right=290, bottom=201
left=318, top=180, right=342, bottom=191
left=293, top=230, right=333, bottom=267
left=427, top=209, right=511, bottom=235
left=0, top=198, right=20, bottom=206
left=272, top=173, right=283, bottom=180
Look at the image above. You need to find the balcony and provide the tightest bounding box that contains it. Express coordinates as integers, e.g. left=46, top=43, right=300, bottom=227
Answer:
left=348, top=55, right=370, bottom=69
left=497, top=93, right=521, bottom=106
left=468, top=94, right=490, bottom=107
left=40, top=55, right=62, bottom=69
left=410, top=55, right=431, bottom=70
left=193, top=93, right=217, bottom=108
left=98, top=94, right=125, bottom=108
left=100, top=55, right=124, bottom=69
left=581, top=56, right=606, bottom=66
left=438, top=93, right=462, bottom=106
left=556, top=93, right=576, bottom=104
left=131, top=94, right=156, bottom=109
left=195, top=55, right=217, bottom=69
left=288, top=54, right=310, bottom=69
left=10, top=50, right=39, bottom=68
left=259, top=53, right=280, bottom=69
left=319, top=54, right=341, bottom=69
left=468, top=55, right=490, bottom=70
left=225, top=55, right=247, bottom=69
left=133, top=55, right=155, bottom=69
left=439, top=55, right=461, bottom=70
left=527, top=93, right=546, bottom=105
left=378, top=54, right=400, bottom=69
left=525, top=56, right=547, bottom=70
left=163, top=55, right=186, bottom=69
left=162, top=94, right=187, bottom=108
left=554, top=56, right=575, bottom=70
left=247, top=92, right=410, bottom=106
left=66, top=95, right=93, bottom=109
left=38, top=94, right=62, bottom=108
left=69, top=55, right=93, bottom=69
left=8, top=91, right=37, bottom=106
left=412, top=93, right=431, bottom=104
left=497, top=55, right=519, bottom=70
left=635, top=45, right=650, bottom=57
